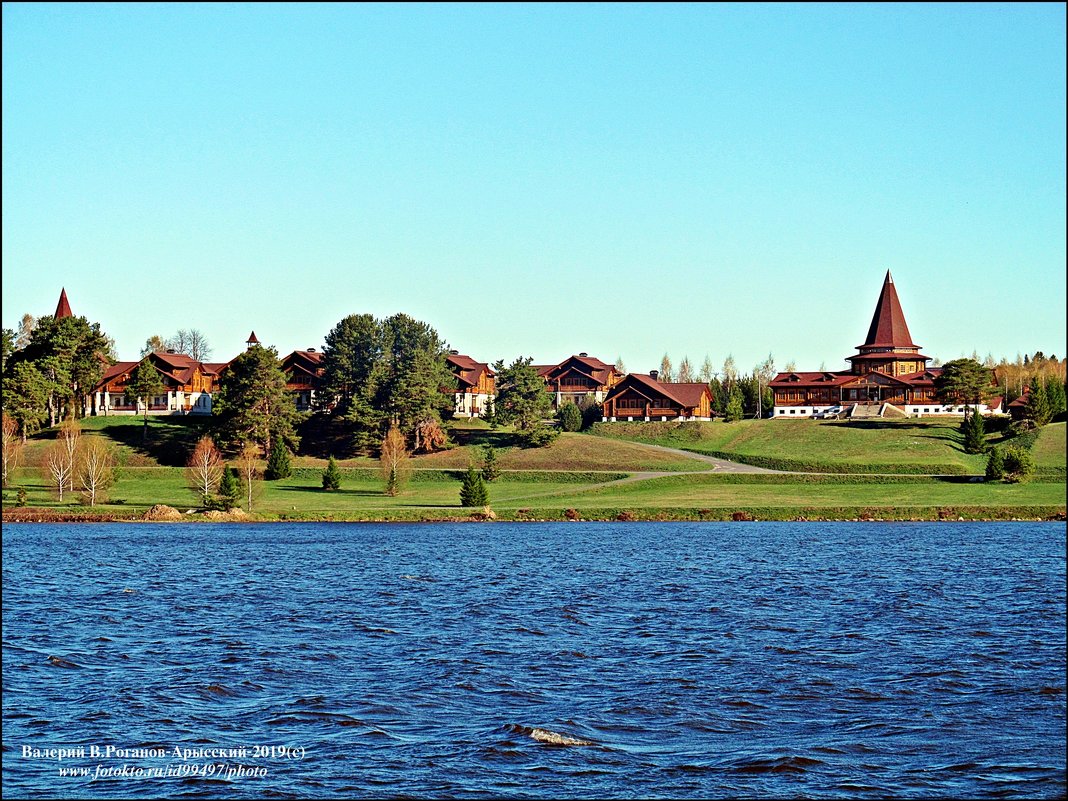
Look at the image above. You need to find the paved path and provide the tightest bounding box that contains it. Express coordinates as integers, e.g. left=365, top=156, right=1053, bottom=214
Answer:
left=620, top=441, right=784, bottom=473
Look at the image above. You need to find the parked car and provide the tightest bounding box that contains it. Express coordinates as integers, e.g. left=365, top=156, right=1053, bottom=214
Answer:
left=814, top=406, right=844, bottom=419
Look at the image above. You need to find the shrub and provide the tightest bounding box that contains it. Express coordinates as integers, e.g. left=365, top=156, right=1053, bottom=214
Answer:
left=264, top=436, right=292, bottom=480
left=556, top=402, right=583, bottom=432
left=459, top=467, right=489, bottom=507
left=1002, top=445, right=1035, bottom=483
left=519, top=425, right=560, bottom=448
left=16, top=487, right=27, bottom=507
left=322, top=456, right=342, bottom=491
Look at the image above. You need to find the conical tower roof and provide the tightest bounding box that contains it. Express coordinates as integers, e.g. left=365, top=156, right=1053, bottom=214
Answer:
left=858, top=270, right=918, bottom=349
left=54, top=288, right=73, bottom=319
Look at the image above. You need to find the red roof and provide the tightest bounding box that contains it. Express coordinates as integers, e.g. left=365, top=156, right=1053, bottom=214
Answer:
left=859, top=271, right=919, bottom=350
left=54, top=288, right=73, bottom=319
left=446, top=353, right=494, bottom=389
left=246, top=331, right=260, bottom=344
left=606, top=373, right=710, bottom=409
left=540, top=355, right=619, bottom=386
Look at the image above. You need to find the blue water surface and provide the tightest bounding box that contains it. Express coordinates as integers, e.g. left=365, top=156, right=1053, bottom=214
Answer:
left=2, top=522, right=1065, bottom=798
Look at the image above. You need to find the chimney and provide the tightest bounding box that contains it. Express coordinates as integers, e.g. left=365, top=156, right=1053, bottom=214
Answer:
left=650, top=370, right=659, bottom=380
left=579, top=352, right=588, bottom=357
left=307, top=347, right=316, bottom=352
left=449, top=349, right=459, bottom=355
left=166, top=349, right=177, bottom=354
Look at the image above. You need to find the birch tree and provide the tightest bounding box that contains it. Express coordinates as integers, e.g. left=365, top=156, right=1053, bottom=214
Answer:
left=1, top=413, right=23, bottom=487
left=78, top=438, right=115, bottom=506
left=380, top=424, right=409, bottom=496
left=59, top=418, right=81, bottom=493
left=45, top=440, right=73, bottom=502
left=186, top=436, right=224, bottom=505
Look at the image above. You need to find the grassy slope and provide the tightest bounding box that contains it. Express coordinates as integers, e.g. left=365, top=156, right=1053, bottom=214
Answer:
left=590, top=419, right=1000, bottom=474
left=1033, top=422, right=1066, bottom=469
left=4, top=468, right=1063, bottom=521
left=294, top=431, right=715, bottom=472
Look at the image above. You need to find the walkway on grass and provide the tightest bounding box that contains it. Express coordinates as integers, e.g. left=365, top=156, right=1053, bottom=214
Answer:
left=618, top=441, right=784, bottom=473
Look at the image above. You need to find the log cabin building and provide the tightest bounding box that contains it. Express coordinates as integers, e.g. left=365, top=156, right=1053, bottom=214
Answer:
left=536, top=354, right=623, bottom=409
left=602, top=371, right=714, bottom=421
left=446, top=352, right=496, bottom=418
left=280, top=348, right=325, bottom=412
left=770, top=271, right=1002, bottom=418
left=91, top=351, right=225, bottom=416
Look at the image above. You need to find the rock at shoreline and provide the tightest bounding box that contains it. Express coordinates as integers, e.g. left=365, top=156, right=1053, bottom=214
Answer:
left=143, top=505, right=183, bottom=521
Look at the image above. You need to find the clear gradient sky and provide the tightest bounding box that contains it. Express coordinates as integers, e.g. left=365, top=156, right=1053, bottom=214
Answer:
left=3, top=3, right=1065, bottom=374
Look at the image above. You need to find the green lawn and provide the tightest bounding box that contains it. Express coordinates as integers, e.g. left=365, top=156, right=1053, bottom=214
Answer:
left=3, top=467, right=1063, bottom=522
left=1033, top=422, right=1066, bottom=470
left=590, top=419, right=1005, bottom=474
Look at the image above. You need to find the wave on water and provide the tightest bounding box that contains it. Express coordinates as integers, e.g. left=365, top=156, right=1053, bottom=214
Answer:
left=505, top=724, right=594, bottom=746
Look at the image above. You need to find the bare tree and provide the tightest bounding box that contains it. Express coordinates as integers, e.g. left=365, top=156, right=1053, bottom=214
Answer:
left=785, top=360, right=797, bottom=373
left=699, top=355, right=715, bottom=384
left=614, top=357, right=626, bottom=375
left=59, top=418, right=81, bottom=493
left=141, top=335, right=167, bottom=356
left=659, top=354, right=674, bottom=383
left=380, top=424, right=409, bottom=496
left=721, top=354, right=738, bottom=391
left=78, top=438, right=115, bottom=506
left=239, top=442, right=260, bottom=512
left=413, top=416, right=447, bottom=453
left=677, top=356, right=694, bottom=383
left=45, top=440, right=72, bottom=502
left=2, top=413, right=23, bottom=487
left=167, top=329, right=212, bottom=361
left=186, top=436, right=224, bottom=505
left=15, top=313, right=36, bottom=349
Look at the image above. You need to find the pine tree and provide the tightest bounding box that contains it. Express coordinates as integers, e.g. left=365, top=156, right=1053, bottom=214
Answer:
left=984, top=448, right=1005, bottom=482
left=724, top=389, right=744, bottom=423
left=481, top=444, right=501, bottom=482
left=264, top=435, right=292, bottom=480
left=322, top=456, right=342, bottom=491
left=1025, top=378, right=1052, bottom=427
left=460, top=466, right=489, bottom=507
left=219, top=466, right=242, bottom=509
left=960, top=407, right=987, bottom=454
left=1045, top=377, right=1066, bottom=418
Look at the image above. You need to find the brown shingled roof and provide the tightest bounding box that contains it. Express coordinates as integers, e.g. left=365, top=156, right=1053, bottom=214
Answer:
left=611, top=373, right=710, bottom=408
left=859, top=271, right=919, bottom=349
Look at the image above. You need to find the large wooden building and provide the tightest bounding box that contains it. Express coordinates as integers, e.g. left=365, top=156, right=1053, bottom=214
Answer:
left=446, top=352, right=496, bottom=417
left=91, top=351, right=226, bottom=416
left=536, top=354, right=623, bottom=409
left=602, top=371, right=713, bottom=421
left=770, top=271, right=1002, bottom=419
left=280, top=347, right=325, bottom=411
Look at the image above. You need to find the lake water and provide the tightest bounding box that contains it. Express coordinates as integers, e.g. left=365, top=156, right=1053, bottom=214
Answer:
left=2, top=522, right=1065, bottom=798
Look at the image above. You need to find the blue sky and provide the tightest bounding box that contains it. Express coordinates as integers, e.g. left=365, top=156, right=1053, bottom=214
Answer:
left=3, top=3, right=1065, bottom=374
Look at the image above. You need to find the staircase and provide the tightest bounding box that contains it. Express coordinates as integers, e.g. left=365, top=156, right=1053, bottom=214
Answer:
left=849, top=403, right=882, bottom=419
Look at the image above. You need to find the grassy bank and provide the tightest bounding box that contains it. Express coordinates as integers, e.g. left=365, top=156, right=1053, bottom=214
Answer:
left=589, top=419, right=1049, bottom=475
left=3, top=467, right=1063, bottom=523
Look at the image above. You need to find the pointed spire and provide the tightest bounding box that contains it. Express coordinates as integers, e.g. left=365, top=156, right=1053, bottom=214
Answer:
left=861, top=271, right=917, bottom=349
left=246, top=331, right=260, bottom=349
left=54, top=288, right=73, bottom=319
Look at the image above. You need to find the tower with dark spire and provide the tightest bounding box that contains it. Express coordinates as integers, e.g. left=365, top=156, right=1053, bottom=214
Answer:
left=846, top=271, right=929, bottom=377
left=54, top=288, right=73, bottom=320
left=246, top=331, right=261, bottom=350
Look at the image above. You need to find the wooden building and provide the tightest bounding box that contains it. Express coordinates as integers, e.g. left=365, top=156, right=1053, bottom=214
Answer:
left=536, top=354, right=623, bottom=409
left=446, top=352, right=496, bottom=418
left=281, top=348, right=325, bottom=411
left=91, top=351, right=224, bottom=416
left=602, top=371, right=713, bottom=421
left=770, top=271, right=1002, bottom=418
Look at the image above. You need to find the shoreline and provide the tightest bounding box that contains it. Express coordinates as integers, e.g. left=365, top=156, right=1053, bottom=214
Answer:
left=4, top=506, right=1065, bottom=524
